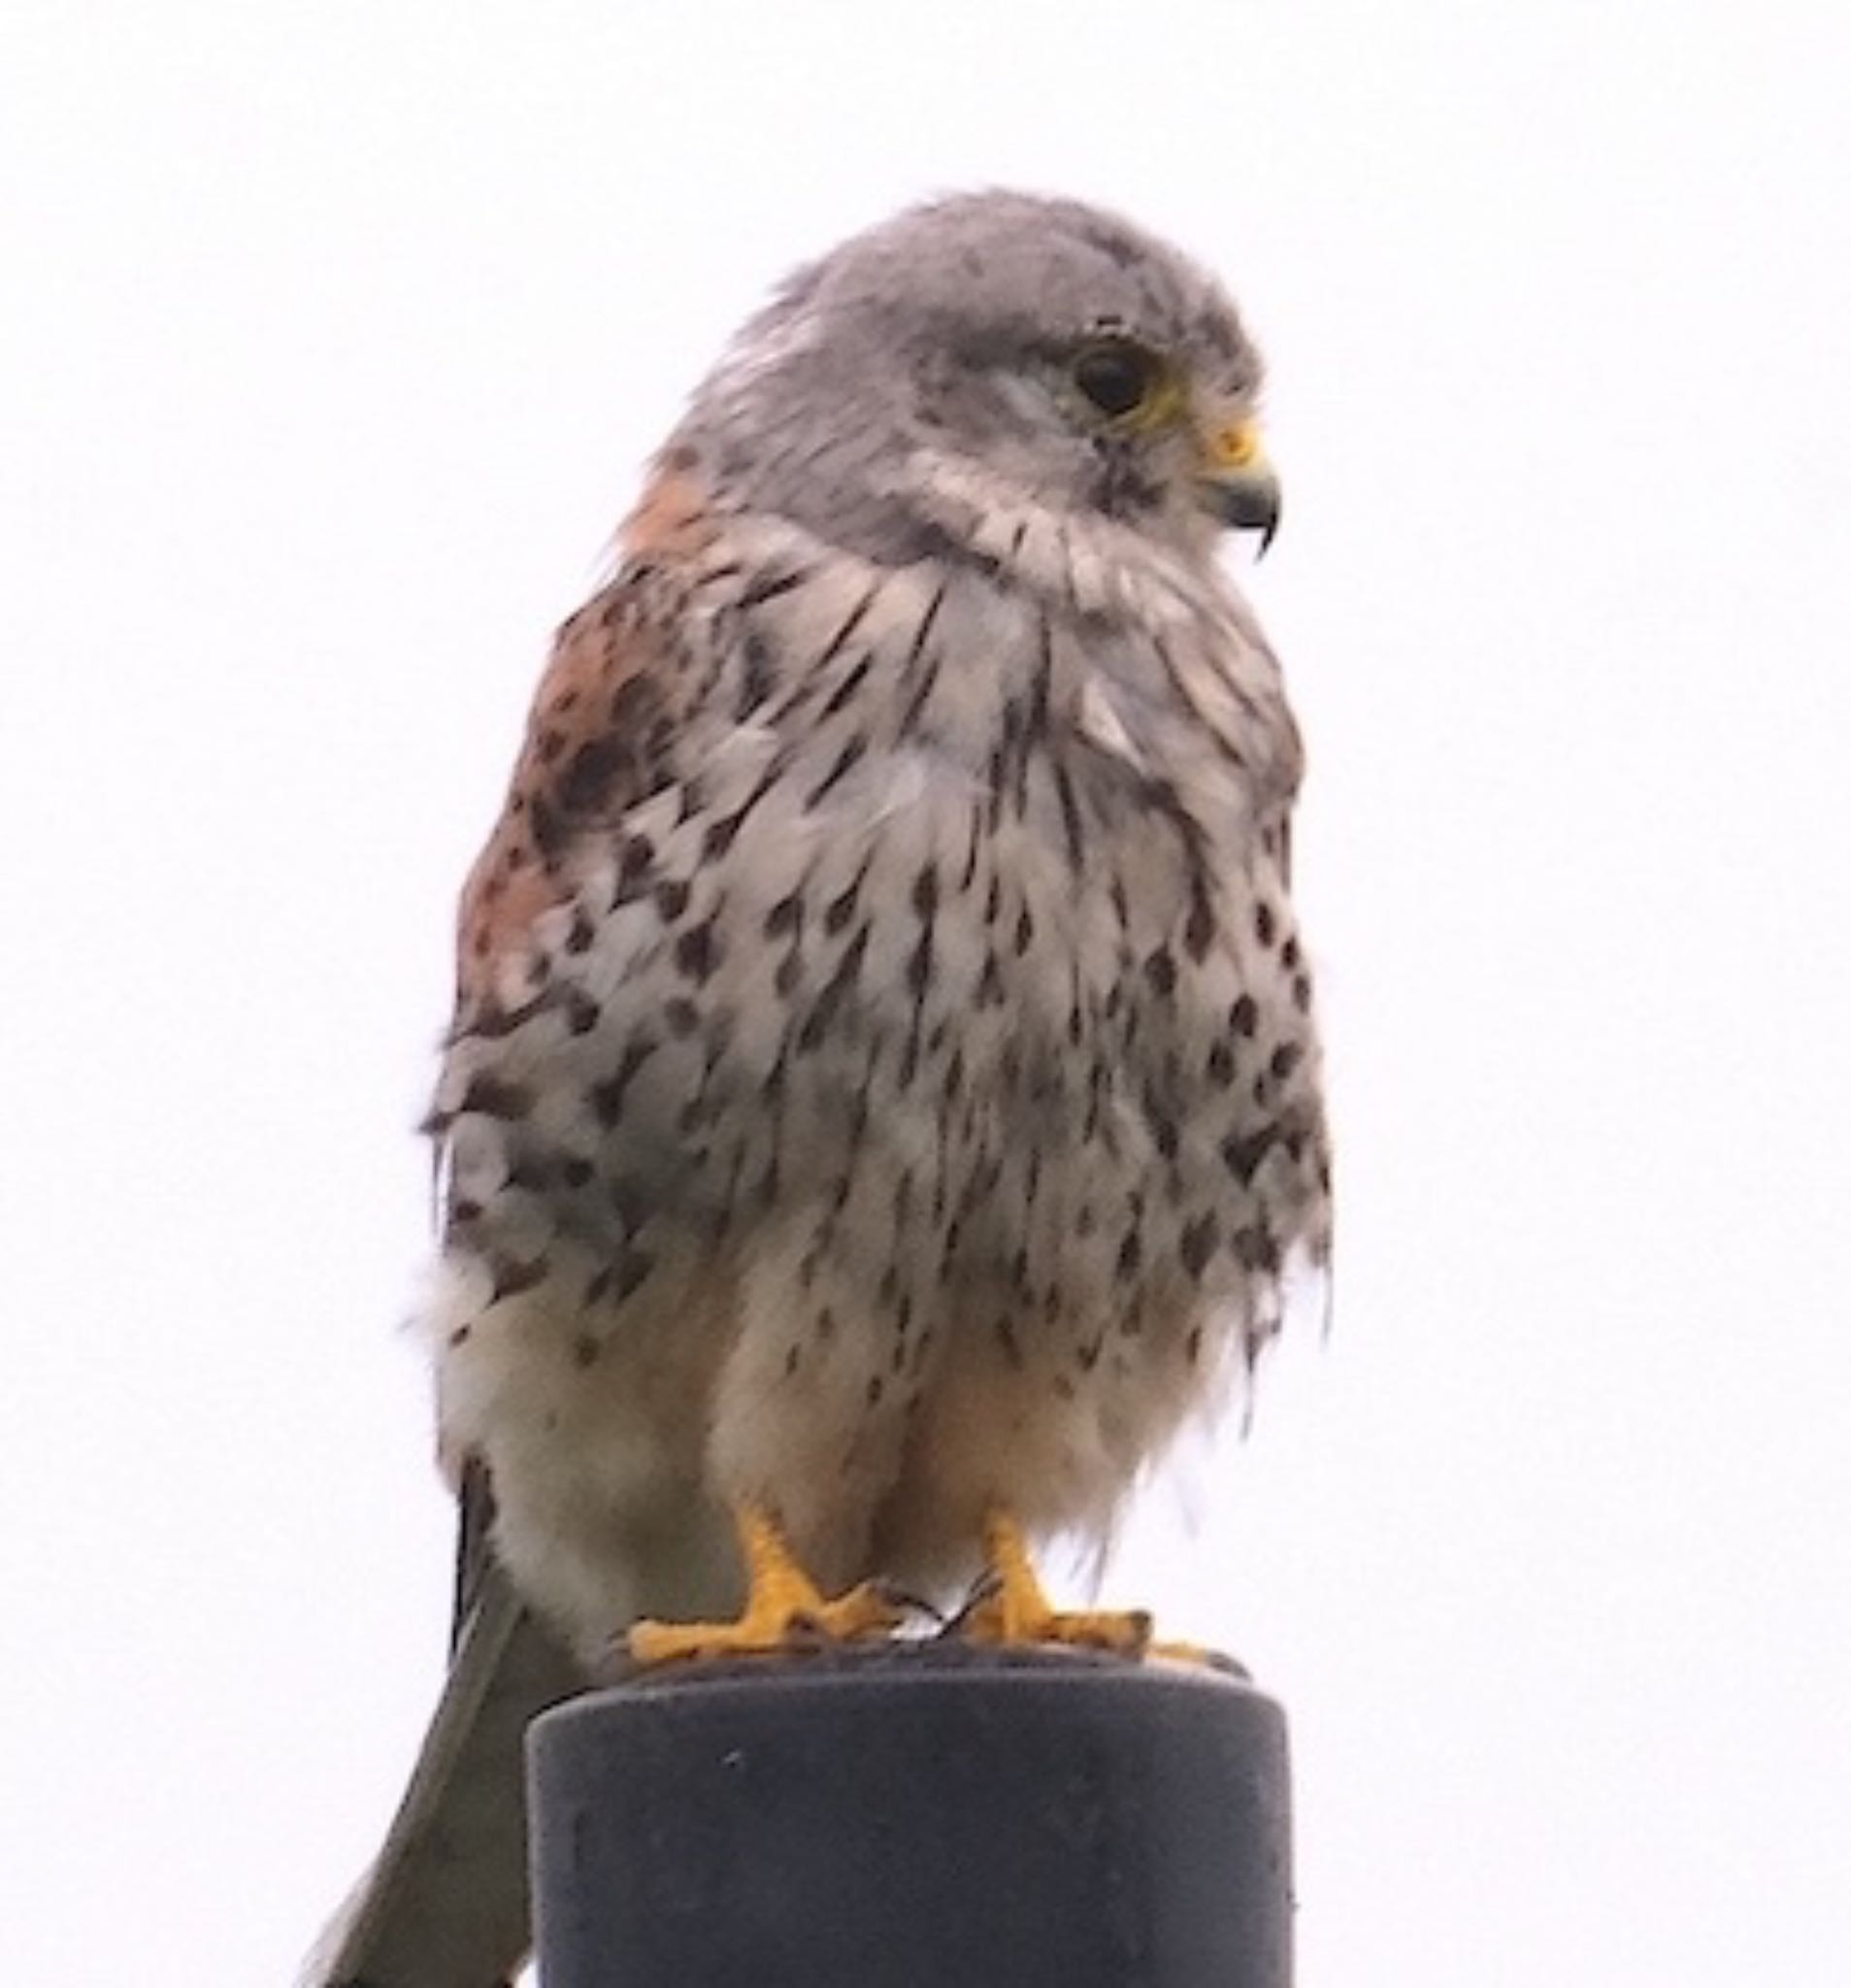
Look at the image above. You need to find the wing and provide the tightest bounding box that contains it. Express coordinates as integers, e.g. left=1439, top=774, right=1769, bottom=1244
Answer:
left=452, top=465, right=727, bottom=1014
left=441, top=565, right=684, bottom=1645
left=306, top=478, right=723, bottom=1988
left=438, top=466, right=728, bottom=1585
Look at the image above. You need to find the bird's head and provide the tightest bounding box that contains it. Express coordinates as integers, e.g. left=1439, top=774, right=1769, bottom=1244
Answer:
left=672, top=190, right=1279, bottom=578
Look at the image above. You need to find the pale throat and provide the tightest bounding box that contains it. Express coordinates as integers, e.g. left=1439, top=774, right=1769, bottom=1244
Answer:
left=886, top=446, right=1218, bottom=622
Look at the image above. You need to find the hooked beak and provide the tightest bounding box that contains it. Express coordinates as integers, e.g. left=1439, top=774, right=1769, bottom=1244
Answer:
left=1196, top=418, right=1282, bottom=555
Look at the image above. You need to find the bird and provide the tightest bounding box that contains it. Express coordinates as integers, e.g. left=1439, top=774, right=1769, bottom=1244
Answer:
left=306, top=187, right=1331, bottom=1987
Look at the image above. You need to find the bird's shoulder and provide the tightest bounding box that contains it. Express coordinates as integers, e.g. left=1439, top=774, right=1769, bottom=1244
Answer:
left=452, top=468, right=742, bottom=1011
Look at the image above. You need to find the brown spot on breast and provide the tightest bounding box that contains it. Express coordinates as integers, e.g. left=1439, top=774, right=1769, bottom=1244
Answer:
left=1179, top=1212, right=1221, bottom=1282
left=487, top=1252, right=549, bottom=1303
left=674, top=919, right=721, bottom=983
left=456, top=1075, right=535, bottom=1121
left=1232, top=1224, right=1281, bottom=1274
left=1114, top=1227, right=1143, bottom=1280
left=806, top=734, right=868, bottom=809
left=613, top=1248, right=655, bottom=1301
left=589, top=1039, right=658, bottom=1128
left=1184, top=881, right=1217, bottom=961
left=824, top=878, right=862, bottom=935
left=1220, top=1125, right=1279, bottom=1185
left=559, top=735, right=628, bottom=814
left=702, top=812, right=745, bottom=860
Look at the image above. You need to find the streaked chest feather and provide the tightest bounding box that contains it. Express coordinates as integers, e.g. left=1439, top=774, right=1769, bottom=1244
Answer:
left=434, top=528, right=1329, bottom=1331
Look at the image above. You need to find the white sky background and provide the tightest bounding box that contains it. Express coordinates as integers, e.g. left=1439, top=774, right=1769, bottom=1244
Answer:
left=4, top=1, right=1848, bottom=1981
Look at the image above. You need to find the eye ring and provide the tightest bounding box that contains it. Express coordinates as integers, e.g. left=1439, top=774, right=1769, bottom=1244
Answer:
left=1070, top=338, right=1164, bottom=420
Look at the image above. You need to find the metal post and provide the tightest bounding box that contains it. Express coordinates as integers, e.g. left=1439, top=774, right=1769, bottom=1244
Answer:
left=528, top=1642, right=1292, bottom=1987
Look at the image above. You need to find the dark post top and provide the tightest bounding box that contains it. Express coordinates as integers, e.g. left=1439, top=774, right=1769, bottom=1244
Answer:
left=529, top=1641, right=1292, bottom=1988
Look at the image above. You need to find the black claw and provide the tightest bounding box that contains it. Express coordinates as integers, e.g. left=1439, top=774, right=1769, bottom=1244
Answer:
left=870, top=1578, right=942, bottom=1626
left=937, top=1573, right=1002, bottom=1640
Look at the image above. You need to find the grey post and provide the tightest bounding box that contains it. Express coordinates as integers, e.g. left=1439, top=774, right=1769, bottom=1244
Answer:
left=528, top=1642, right=1292, bottom=1986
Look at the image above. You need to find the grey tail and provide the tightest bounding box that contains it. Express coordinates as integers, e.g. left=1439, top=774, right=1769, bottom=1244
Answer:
left=301, top=1567, right=586, bottom=1988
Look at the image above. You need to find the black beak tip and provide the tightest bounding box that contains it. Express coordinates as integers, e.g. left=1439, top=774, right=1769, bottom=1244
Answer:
left=1201, top=475, right=1282, bottom=553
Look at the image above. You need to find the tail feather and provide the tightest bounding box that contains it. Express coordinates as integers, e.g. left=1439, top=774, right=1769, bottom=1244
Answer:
left=302, top=1567, right=586, bottom=1988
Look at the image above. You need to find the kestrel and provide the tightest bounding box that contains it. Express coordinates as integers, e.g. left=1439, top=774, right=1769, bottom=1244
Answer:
left=310, top=189, right=1330, bottom=1987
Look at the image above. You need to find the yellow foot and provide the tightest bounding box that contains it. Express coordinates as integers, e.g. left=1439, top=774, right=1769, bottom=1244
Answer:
left=628, top=1503, right=906, bottom=1666
left=958, top=1510, right=1153, bottom=1657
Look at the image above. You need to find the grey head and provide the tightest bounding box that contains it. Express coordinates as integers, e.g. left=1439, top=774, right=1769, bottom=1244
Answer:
left=667, top=189, right=1280, bottom=571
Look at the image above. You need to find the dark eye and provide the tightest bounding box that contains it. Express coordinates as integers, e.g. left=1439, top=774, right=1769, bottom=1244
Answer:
left=1071, top=339, right=1163, bottom=419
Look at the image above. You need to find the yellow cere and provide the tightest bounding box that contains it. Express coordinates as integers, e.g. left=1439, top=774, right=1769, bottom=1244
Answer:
left=1208, top=421, right=1265, bottom=470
